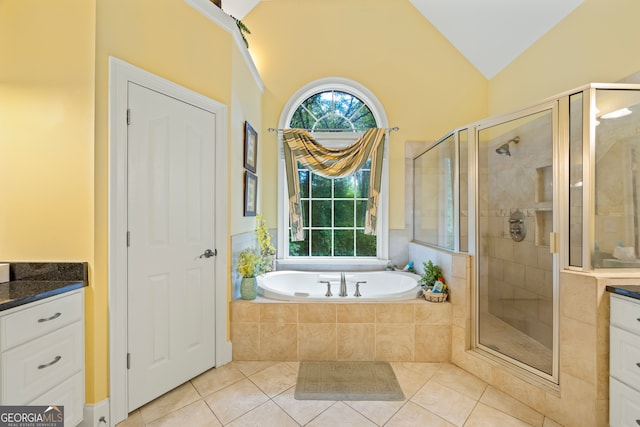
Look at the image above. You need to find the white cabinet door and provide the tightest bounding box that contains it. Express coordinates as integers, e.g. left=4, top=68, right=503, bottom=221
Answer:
left=610, top=378, right=640, bottom=427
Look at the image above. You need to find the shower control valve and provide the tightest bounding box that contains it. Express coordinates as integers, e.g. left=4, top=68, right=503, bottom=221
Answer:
left=508, top=210, right=526, bottom=242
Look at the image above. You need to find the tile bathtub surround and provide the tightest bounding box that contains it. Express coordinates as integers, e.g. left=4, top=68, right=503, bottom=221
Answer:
left=231, top=299, right=453, bottom=362
left=117, top=361, right=562, bottom=427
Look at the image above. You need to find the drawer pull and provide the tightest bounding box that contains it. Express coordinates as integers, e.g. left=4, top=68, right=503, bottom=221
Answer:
left=37, top=312, right=62, bottom=323
left=38, top=355, right=62, bottom=370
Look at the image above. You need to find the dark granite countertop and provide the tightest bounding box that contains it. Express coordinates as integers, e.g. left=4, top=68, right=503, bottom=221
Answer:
left=0, top=262, right=88, bottom=311
left=605, top=284, right=640, bottom=301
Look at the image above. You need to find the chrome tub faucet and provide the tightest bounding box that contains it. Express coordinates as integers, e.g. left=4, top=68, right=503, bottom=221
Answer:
left=339, top=272, right=347, bottom=297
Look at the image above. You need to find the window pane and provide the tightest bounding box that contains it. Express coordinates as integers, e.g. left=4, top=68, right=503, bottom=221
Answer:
left=334, top=91, right=363, bottom=118
left=301, top=200, right=309, bottom=227
left=290, top=108, right=315, bottom=129
left=299, top=170, right=310, bottom=198
left=302, top=94, right=330, bottom=118
left=356, top=230, right=377, bottom=256
left=334, top=200, right=355, bottom=227
left=356, top=201, right=367, bottom=227
left=311, top=229, right=332, bottom=256
left=334, top=230, right=355, bottom=256
left=311, top=174, right=331, bottom=198
left=289, top=231, right=309, bottom=256
left=352, top=111, right=376, bottom=129
left=311, top=200, right=332, bottom=227
left=334, top=176, right=354, bottom=198
left=317, top=116, right=351, bottom=130
left=355, top=170, right=370, bottom=198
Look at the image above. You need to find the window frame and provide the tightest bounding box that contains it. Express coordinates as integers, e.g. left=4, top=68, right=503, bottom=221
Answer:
left=277, top=77, right=390, bottom=265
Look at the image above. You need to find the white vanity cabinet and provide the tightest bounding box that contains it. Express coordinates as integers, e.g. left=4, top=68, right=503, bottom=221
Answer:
left=610, top=293, right=640, bottom=426
left=0, top=289, right=85, bottom=427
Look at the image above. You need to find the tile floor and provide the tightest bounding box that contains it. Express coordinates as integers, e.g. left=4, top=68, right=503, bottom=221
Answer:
left=116, top=361, right=563, bottom=427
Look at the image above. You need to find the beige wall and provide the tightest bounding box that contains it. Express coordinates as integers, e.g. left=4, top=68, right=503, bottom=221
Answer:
left=1, top=0, right=264, bottom=405
left=0, top=0, right=95, bottom=261
left=0, top=0, right=98, bottom=399
left=94, top=0, right=263, bottom=403
left=489, top=0, right=640, bottom=116
left=243, top=0, right=488, bottom=230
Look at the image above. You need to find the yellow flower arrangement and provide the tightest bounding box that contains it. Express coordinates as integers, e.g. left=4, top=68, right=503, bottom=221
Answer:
left=236, top=248, right=266, bottom=278
left=255, top=213, right=275, bottom=258
left=236, top=214, right=276, bottom=279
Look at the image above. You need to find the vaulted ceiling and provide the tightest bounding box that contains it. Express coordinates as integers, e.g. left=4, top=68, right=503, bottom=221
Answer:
left=222, top=0, right=584, bottom=79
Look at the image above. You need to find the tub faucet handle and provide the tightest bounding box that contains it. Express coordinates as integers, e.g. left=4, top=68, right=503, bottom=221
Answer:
left=354, top=281, right=367, bottom=297
left=319, top=280, right=332, bottom=297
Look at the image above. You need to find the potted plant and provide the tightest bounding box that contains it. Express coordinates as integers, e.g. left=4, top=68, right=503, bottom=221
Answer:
left=208, top=1, right=251, bottom=48
left=418, top=260, right=448, bottom=302
left=237, top=247, right=268, bottom=300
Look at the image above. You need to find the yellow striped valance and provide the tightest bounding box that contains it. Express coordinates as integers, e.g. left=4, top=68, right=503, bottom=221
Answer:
left=282, top=128, right=386, bottom=242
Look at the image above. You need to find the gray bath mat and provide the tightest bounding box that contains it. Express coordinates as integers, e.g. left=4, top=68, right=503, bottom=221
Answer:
left=294, top=361, right=405, bottom=401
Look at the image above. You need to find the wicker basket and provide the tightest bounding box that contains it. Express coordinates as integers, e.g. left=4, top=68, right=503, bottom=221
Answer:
left=423, top=289, right=448, bottom=303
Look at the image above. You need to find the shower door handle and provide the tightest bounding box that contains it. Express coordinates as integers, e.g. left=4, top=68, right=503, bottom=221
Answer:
left=549, top=232, right=559, bottom=254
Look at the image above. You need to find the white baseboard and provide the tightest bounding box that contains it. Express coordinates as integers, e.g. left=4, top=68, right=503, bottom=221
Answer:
left=78, top=399, right=110, bottom=427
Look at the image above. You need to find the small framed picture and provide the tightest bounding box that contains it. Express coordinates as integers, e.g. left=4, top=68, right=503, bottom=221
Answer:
left=244, top=171, right=257, bottom=216
left=244, top=121, right=258, bottom=173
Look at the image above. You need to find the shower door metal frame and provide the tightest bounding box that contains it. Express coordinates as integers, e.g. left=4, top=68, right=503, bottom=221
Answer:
left=470, top=100, right=561, bottom=385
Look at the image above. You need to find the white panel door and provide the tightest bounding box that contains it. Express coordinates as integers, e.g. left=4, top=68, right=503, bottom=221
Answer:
left=127, top=82, right=216, bottom=410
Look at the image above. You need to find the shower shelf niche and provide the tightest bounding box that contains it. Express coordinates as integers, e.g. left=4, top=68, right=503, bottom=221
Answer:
left=535, top=209, right=552, bottom=247
left=535, top=165, right=553, bottom=207
left=534, top=164, right=553, bottom=246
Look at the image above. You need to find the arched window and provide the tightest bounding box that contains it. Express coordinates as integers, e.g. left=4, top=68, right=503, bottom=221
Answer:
left=277, top=78, right=389, bottom=262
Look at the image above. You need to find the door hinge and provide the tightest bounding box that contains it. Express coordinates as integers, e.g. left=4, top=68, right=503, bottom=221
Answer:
left=126, top=231, right=131, bottom=247
left=127, top=353, right=131, bottom=370
left=126, top=109, right=131, bottom=125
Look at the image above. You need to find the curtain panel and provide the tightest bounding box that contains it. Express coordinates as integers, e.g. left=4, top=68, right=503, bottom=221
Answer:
left=282, top=128, right=386, bottom=242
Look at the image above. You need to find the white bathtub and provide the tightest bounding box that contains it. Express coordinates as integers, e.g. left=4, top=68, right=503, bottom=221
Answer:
left=257, top=270, right=423, bottom=301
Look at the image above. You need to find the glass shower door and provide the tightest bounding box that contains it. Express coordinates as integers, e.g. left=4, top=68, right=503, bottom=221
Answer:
left=476, top=106, right=557, bottom=379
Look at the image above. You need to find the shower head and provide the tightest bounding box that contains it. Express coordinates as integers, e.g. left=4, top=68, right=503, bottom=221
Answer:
left=496, top=143, right=511, bottom=156
left=495, top=136, right=520, bottom=156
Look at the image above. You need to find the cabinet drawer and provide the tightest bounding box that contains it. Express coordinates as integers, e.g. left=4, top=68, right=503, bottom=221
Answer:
left=610, top=377, right=640, bottom=427
left=29, top=372, right=84, bottom=427
left=0, top=290, right=83, bottom=351
left=1, top=321, right=83, bottom=404
left=611, top=326, right=640, bottom=389
left=611, top=294, right=640, bottom=336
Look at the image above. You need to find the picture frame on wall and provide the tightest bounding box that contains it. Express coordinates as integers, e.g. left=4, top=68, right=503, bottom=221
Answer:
left=244, top=171, right=257, bottom=216
left=244, top=121, right=258, bottom=173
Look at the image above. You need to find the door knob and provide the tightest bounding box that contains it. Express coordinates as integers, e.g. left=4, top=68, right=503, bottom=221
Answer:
left=199, top=249, right=216, bottom=258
